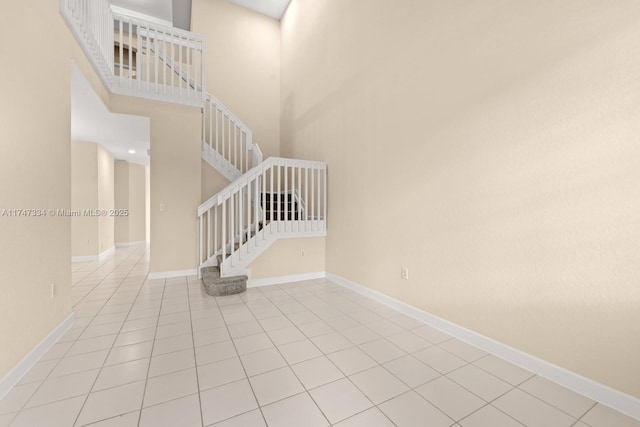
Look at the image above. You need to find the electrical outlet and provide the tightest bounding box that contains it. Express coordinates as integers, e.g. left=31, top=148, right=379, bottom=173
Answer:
left=50, top=283, right=56, bottom=298
left=301, top=250, right=305, bottom=257
left=401, top=268, right=409, bottom=280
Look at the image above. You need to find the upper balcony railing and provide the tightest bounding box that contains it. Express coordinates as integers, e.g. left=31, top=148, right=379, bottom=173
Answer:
left=61, top=0, right=206, bottom=106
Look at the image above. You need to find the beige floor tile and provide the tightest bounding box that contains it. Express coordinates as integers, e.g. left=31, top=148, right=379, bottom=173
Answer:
left=266, top=326, right=307, bottom=346
left=16, top=359, right=58, bottom=385
left=262, top=392, right=329, bottom=427
left=139, top=393, right=201, bottom=427
left=519, top=376, right=595, bottom=418
left=378, top=391, right=453, bottom=427
left=195, top=340, right=237, bottom=365
left=93, top=358, right=149, bottom=391
left=259, top=315, right=294, bottom=331
left=473, top=355, right=534, bottom=386
left=359, top=339, right=406, bottom=364
left=385, top=331, right=432, bottom=353
left=25, top=369, right=98, bottom=408
left=416, top=376, right=486, bottom=421
left=412, top=325, right=454, bottom=344
left=291, top=356, right=345, bottom=389
left=439, top=339, right=488, bottom=362
left=340, top=325, right=381, bottom=345
left=413, top=345, right=467, bottom=374
left=227, top=320, right=264, bottom=338
left=0, top=383, right=40, bottom=415
left=143, top=367, right=198, bottom=407
left=198, top=357, right=247, bottom=391
left=152, top=333, right=193, bottom=356
left=349, top=366, right=409, bottom=404
left=66, top=334, right=117, bottom=357
left=76, top=380, right=145, bottom=426
left=459, top=405, right=524, bottom=427
left=309, top=378, right=373, bottom=424
left=9, top=396, right=85, bottom=427
left=383, top=354, right=441, bottom=388
left=200, top=379, right=258, bottom=425
left=211, top=409, right=266, bottom=427
left=493, top=388, right=576, bottom=427
left=448, top=364, right=513, bottom=401
left=240, top=348, right=287, bottom=377
left=249, top=367, right=304, bottom=406
left=148, top=348, right=195, bottom=377
left=193, top=326, right=230, bottom=347
left=334, top=407, right=395, bottom=427
left=233, top=332, right=274, bottom=355
left=105, top=341, right=153, bottom=366
left=311, top=332, right=354, bottom=354
left=328, top=347, right=378, bottom=376
left=80, top=411, right=140, bottom=426
left=580, top=403, right=640, bottom=427
left=278, top=339, right=323, bottom=364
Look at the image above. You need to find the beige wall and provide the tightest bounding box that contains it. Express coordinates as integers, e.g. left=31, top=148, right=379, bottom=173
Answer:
left=115, top=161, right=147, bottom=244
left=97, top=145, right=114, bottom=254
left=71, top=141, right=99, bottom=256
left=114, top=161, right=130, bottom=243
left=145, top=166, right=150, bottom=242
left=191, top=0, right=281, bottom=159
left=0, top=1, right=74, bottom=379
left=201, top=160, right=228, bottom=203
left=129, top=163, right=146, bottom=243
left=249, top=237, right=325, bottom=279
left=110, top=96, right=201, bottom=274
left=281, top=0, right=640, bottom=398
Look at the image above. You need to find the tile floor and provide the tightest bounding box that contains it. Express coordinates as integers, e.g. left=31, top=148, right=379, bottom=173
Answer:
left=1, top=245, right=639, bottom=427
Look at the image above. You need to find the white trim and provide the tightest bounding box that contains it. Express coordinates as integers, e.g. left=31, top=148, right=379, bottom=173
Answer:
left=98, top=246, right=115, bottom=260
left=109, top=5, right=173, bottom=28
left=72, top=255, right=98, bottom=263
left=326, top=272, right=640, bottom=421
left=115, top=241, right=146, bottom=248
left=0, top=313, right=75, bottom=400
left=247, top=271, right=325, bottom=288
left=148, top=269, right=198, bottom=280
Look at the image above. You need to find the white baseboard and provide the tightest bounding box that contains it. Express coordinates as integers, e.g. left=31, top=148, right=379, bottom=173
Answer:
left=247, top=271, right=326, bottom=288
left=115, top=241, right=146, bottom=248
left=72, top=255, right=97, bottom=263
left=326, top=272, right=640, bottom=421
left=148, top=269, right=198, bottom=280
left=0, top=313, right=75, bottom=400
left=98, top=246, right=115, bottom=260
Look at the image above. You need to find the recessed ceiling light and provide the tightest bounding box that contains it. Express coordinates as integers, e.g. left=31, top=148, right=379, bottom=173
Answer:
left=128, top=149, right=136, bottom=154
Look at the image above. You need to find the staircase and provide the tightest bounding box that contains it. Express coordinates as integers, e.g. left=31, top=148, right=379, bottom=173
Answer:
left=61, top=0, right=328, bottom=295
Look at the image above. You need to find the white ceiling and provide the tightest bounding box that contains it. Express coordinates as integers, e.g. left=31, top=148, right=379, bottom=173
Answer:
left=72, top=64, right=150, bottom=166
left=109, top=0, right=291, bottom=24
left=226, top=0, right=291, bottom=20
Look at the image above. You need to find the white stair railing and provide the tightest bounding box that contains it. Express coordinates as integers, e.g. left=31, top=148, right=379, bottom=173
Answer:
left=60, top=0, right=206, bottom=106
left=202, top=94, right=257, bottom=179
left=198, top=157, right=327, bottom=276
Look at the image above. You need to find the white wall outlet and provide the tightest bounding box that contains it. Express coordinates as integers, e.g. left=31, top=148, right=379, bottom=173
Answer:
left=159, top=203, right=166, bottom=212
left=50, top=283, right=56, bottom=298
left=401, top=268, right=409, bottom=280
left=301, top=250, right=305, bottom=256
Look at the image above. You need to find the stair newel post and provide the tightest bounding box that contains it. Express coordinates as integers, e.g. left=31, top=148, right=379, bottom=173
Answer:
left=305, top=166, right=309, bottom=232
left=230, top=193, right=235, bottom=268
left=238, top=186, right=243, bottom=259
left=277, top=161, right=281, bottom=231
left=221, top=199, right=226, bottom=270
left=254, top=175, right=259, bottom=250
left=323, top=165, right=327, bottom=231
left=207, top=210, right=211, bottom=261
left=246, top=179, right=250, bottom=252
left=311, top=164, right=316, bottom=232
left=214, top=206, right=218, bottom=258
left=199, top=214, right=203, bottom=266
left=297, top=166, right=302, bottom=232
left=284, top=161, right=288, bottom=229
